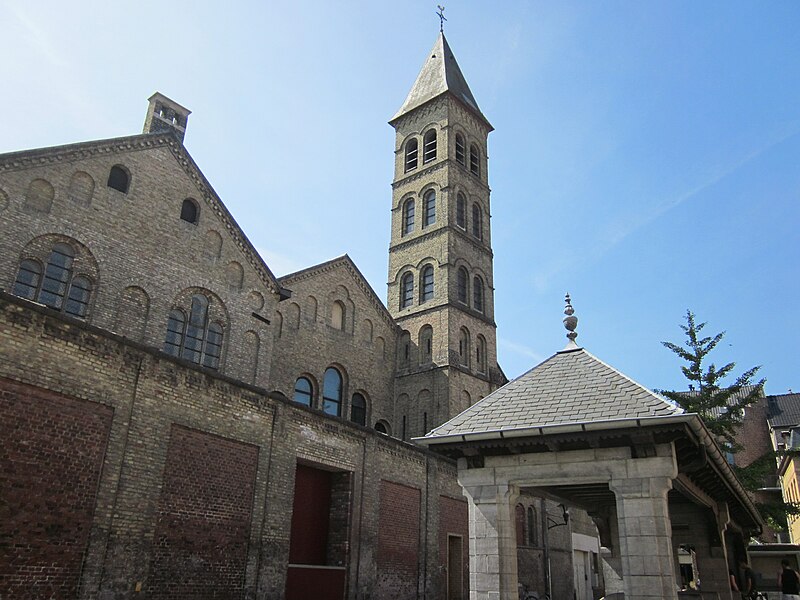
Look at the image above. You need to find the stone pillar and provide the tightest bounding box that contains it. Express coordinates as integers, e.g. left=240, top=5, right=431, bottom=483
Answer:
left=462, top=483, right=519, bottom=600
left=610, top=476, right=679, bottom=599
left=693, top=503, right=734, bottom=600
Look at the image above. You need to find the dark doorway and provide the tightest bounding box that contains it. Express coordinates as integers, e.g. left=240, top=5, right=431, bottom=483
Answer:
left=285, top=463, right=351, bottom=600
left=448, top=534, right=464, bottom=600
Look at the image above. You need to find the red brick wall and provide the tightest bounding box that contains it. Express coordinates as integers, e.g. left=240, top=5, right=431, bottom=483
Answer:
left=439, top=495, right=469, bottom=599
left=377, top=480, right=420, bottom=600
left=146, top=425, right=259, bottom=599
left=0, top=377, right=113, bottom=600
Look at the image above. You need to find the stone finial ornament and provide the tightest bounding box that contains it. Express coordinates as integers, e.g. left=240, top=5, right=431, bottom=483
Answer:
left=563, top=293, right=579, bottom=349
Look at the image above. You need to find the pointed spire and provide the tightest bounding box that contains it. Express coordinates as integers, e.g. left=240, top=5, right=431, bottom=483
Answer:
left=562, top=293, right=580, bottom=351
left=390, top=33, right=492, bottom=129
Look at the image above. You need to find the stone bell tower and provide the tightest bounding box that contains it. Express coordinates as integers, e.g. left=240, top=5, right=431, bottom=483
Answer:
left=387, top=32, right=503, bottom=440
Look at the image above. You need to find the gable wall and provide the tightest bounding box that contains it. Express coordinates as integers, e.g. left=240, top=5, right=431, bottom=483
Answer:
left=0, top=142, right=278, bottom=385
left=273, top=264, right=398, bottom=429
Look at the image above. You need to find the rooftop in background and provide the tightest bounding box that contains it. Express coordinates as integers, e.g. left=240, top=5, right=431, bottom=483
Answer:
left=768, top=393, right=800, bottom=428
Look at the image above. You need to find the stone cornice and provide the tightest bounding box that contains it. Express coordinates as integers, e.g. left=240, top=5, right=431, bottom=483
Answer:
left=0, top=133, right=283, bottom=297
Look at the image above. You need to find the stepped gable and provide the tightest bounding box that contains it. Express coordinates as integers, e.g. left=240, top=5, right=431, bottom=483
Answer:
left=426, top=346, right=683, bottom=439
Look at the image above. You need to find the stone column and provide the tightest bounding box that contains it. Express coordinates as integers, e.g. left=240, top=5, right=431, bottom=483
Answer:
left=609, top=476, right=679, bottom=600
left=461, top=483, right=519, bottom=600
left=693, top=502, right=734, bottom=600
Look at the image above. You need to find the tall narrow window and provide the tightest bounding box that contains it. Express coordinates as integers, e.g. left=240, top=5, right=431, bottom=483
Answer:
left=180, top=198, right=199, bottom=224
left=527, top=507, right=537, bottom=546
left=473, top=276, right=484, bottom=313
left=351, top=393, right=367, bottom=426
left=322, top=367, right=343, bottom=417
left=456, top=193, right=466, bottom=229
left=107, top=165, right=130, bottom=193
left=331, top=300, right=345, bottom=330
left=163, top=294, right=225, bottom=370
left=477, top=335, right=487, bottom=374
left=400, top=273, right=414, bottom=308
left=405, top=138, right=418, bottom=172
left=455, top=134, right=465, bottom=165
left=469, top=144, right=480, bottom=176
left=294, top=377, right=313, bottom=407
left=422, top=190, right=436, bottom=227
left=419, top=325, right=433, bottom=364
left=38, top=243, right=75, bottom=310
left=456, top=267, right=469, bottom=304
left=423, top=130, right=437, bottom=163
left=402, top=199, right=415, bottom=236
left=420, top=265, right=434, bottom=302
left=516, top=504, right=525, bottom=546
left=459, top=327, right=471, bottom=367
left=472, top=204, right=483, bottom=240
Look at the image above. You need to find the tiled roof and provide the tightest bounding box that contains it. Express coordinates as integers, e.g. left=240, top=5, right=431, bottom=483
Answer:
left=391, top=33, right=491, bottom=128
left=424, top=347, right=683, bottom=439
left=768, top=393, right=800, bottom=428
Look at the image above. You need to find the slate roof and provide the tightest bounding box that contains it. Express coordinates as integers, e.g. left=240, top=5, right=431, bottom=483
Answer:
left=390, top=33, right=491, bottom=128
left=423, top=346, right=683, bottom=440
left=768, top=393, right=800, bottom=428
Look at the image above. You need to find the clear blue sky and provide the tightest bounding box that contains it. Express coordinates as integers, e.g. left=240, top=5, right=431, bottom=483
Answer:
left=2, top=1, right=798, bottom=394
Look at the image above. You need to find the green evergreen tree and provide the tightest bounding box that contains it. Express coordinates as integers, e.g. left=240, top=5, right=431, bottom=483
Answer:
left=659, top=310, right=764, bottom=450
left=659, top=310, right=800, bottom=532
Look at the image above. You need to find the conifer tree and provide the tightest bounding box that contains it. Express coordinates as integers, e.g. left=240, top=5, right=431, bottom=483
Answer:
left=659, top=310, right=764, bottom=450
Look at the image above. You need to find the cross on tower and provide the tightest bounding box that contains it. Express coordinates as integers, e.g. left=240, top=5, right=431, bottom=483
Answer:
left=436, top=5, right=447, bottom=33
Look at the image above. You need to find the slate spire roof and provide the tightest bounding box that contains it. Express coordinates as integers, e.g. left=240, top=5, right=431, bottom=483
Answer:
left=420, top=346, right=683, bottom=442
left=391, top=33, right=491, bottom=129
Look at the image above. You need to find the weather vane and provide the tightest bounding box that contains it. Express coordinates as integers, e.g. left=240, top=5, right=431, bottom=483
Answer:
left=437, top=5, right=447, bottom=33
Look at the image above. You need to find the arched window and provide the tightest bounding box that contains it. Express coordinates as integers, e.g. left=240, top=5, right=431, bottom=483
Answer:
left=515, top=504, right=525, bottom=546
left=456, top=267, right=469, bottom=304
left=400, top=273, right=414, bottom=309
left=472, top=204, right=483, bottom=240
left=402, top=199, right=415, bottom=236
left=476, top=335, right=487, bottom=374
left=456, top=193, right=466, bottom=229
left=294, top=377, right=313, bottom=407
left=473, top=276, right=484, bottom=313
left=163, top=294, right=224, bottom=369
left=419, top=325, right=433, bottom=364
left=12, top=259, right=42, bottom=301
left=455, top=133, right=466, bottom=165
left=351, top=392, right=367, bottom=426
left=459, top=327, right=471, bottom=367
left=375, top=420, right=391, bottom=435
left=469, top=144, right=480, bottom=176
left=423, top=129, right=437, bottom=163
left=422, top=190, right=436, bottom=227
left=400, top=330, right=411, bottom=365
left=322, top=367, right=343, bottom=417
left=14, top=243, right=94, bottom=319
left=420, top=265, right=434, bottom=302
left=405, top=138, right=418, bottom=172
left=527, top=506, right=537, bottom=546
left=107, top=165, right=130, bottom=193
left=180, top=198, right=199, bottom=224
left=331, top=300, right=345, bottom=330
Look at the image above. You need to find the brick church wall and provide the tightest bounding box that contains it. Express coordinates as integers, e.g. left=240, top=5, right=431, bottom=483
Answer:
left=0, top=378, right=113, bottom=600
left=0, top=293, right=470, bottom=599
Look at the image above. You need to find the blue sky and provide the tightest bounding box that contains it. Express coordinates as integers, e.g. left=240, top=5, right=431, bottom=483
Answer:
left=2, top=1, right=798, bottom=394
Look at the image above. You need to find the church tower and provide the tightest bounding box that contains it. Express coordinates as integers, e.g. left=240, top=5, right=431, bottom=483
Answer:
left=388, top=33, right=503, bottom=440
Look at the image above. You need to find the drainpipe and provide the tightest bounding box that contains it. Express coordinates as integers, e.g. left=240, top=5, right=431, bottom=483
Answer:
left=541, top=497, right=550, bottom=597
